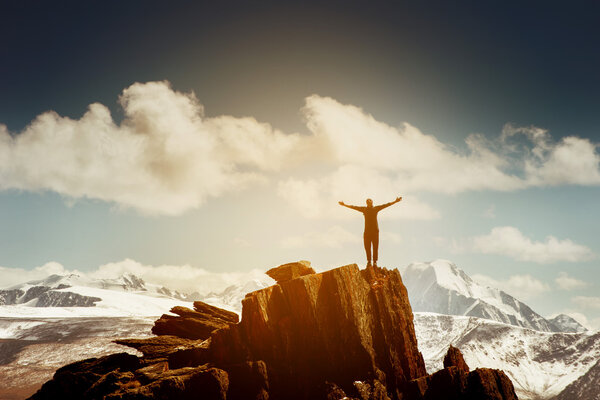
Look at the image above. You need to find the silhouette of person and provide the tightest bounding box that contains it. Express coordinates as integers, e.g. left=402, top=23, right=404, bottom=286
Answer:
left=338, top=197, right=402, bottom=267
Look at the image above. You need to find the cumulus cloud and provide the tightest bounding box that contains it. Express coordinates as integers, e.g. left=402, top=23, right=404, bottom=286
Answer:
left=502, top=124, right=600, bottom=186
left=555, top=271, right=589, bottom=290
left=0, top=262, right=74, bottom=288
left=0, top=258, right=273, bottom=294
left=88, top=258, right=273, bottom=294
left=2, top=85, right=600, bottom=217
left=276, top=96, right=600, bottom=219
left=0, top=81, right=299, bottom=215
left=455, top=226, right=595, bottom=263
left=472, top=273, right=550, bottom=300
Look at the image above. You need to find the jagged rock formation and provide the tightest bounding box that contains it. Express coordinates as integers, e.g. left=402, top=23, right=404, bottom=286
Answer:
left=443, top=345, right=469, bottom=373
left=151, top=302, right=239, bottom=339
left=211, top=263, right=427, bottom=398
left=30, top=262, right=518, bottom=400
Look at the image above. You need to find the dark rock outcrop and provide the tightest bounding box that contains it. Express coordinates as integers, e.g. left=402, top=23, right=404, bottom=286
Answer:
left=115, top=335, right=207, bottom=364
left=404, top=347, right=517, bottom=399
left=30, top=262, right=518, bottom=400
left=30, top=353, right=141, bottom=400
left=443, top=345, right=470, bottom=373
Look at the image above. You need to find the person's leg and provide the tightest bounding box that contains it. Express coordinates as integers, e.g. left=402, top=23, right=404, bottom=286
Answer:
left=373, top=232, right=379, bottom=265
left=363, top=234, right=372, bottom=265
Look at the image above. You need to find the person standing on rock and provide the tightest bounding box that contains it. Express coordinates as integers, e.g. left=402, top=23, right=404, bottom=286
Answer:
left=338, top=197, right=402, bottom=267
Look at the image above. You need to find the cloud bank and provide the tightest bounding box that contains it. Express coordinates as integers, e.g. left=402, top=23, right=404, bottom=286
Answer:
left=1, top=82, right=600, bottom=216
left=0, top=81, right=298, bottom=215
left=0, top=259, right=272, bottom=295
left=454, top=226, right=595, bottom=263
left=555, top=272, right=590, bottom=290
left=472, top=273, right=550, bottom=300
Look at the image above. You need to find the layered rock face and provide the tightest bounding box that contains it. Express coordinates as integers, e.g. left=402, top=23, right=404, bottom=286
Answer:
left=211, top=263, right=427, bottom=398
left=29, top=262, right=518, bottom=400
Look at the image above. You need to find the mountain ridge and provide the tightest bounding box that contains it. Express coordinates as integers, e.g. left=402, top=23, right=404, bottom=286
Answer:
left=401, top=259, right=586, bottom=333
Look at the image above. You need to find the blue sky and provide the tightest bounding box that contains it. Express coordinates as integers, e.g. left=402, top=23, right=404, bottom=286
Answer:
left=1, top=1, right=599, bottom=328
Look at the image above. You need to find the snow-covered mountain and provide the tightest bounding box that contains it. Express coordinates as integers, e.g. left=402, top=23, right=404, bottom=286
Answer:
left=548, top=313, right=588, bottom=334
left=413, top=312, right=600, bottom=399
left=401, top=259, right=586, bottom=333
left=1, top=263, right=597, bottom=399
left=0, top=273, right=194, bottom=317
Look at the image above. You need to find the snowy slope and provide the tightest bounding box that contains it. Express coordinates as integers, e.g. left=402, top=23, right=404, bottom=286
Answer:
left=413, top=312, right=600, bottom=399
left=0, top=273, right=194, bottom=318
left=0, top=317, right=154, bottom=399
left=554, top=358, right=600, bottom=400
left=402, top=260, right=575, bottom=333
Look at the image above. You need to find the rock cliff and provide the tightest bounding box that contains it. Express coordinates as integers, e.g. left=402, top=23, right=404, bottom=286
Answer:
left=29, top=262, right=518, bottom=400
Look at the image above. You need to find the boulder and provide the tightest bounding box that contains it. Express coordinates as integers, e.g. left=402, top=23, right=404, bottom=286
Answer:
left=265, top=260, right=315, bottom=284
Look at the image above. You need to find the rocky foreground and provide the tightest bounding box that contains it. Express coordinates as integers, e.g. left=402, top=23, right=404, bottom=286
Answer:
left=29, top=262, right=518, bottom=399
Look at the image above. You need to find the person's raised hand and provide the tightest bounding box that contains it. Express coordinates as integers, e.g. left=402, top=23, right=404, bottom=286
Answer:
left=396, top=196, right=402, bottom=202
left=339, top=201, right=345, bottom=205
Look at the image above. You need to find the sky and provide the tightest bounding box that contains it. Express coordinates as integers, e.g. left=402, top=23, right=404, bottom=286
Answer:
left=1, top=1, right=600, bottom=328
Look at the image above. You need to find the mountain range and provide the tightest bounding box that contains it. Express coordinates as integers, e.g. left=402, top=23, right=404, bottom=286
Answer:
left=1, top=261, right=598, bottom=399
left=401, top=259, right=587, bottom=333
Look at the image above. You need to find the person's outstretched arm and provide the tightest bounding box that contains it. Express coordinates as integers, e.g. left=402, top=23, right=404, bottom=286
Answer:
left=374, top=197, right=402, bottom=211
left=338, top=201, right=364, bottom=212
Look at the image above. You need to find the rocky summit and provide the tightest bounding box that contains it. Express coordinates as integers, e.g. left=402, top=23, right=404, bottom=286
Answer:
left=29, top=262, right=518, bottom=400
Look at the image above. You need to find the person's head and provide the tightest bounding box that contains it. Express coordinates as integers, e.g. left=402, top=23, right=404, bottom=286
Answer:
left=366, top=198, right=373, bottom=207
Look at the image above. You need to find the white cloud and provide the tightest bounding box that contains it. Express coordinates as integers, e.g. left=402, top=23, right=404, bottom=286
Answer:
left=502, top=124, right=600, bottom=186
left=0, top=81, right=299, bottom=216
left=457, top=226, right=595, bottom=263
left=280, top=226, right=361, bottom=248
left=2, top=87, right=600, bottom=217
left=277, top=96, right=600, bottom=219
left=0, top=258, right=273, bottom=294
left=0, top=262, right=74, bottom=288
left=555, top=271, right=589, bottom=290
left=472, top=273, right=550, bottom=300
left=88, top=258, right=273, bottom=294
